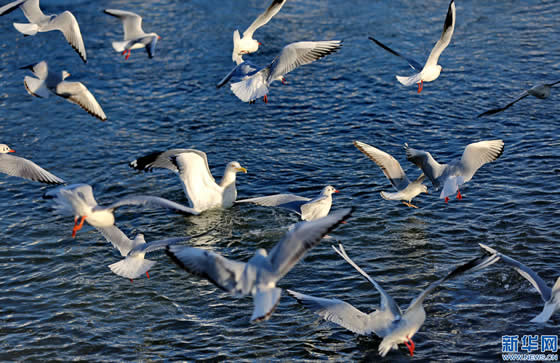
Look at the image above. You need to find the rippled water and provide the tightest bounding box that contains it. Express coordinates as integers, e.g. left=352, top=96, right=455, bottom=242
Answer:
left=0, top=0, right=558, bottom=361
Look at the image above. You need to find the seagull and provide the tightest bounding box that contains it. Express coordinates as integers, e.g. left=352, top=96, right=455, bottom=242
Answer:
left=0, top=143, right=64, bottom=184
left=104, top=9, right=161, bottom=60
left=0, top=0, right=87, bottom=62
left=96, top=224, right=209, bottom=281
left=21, top=61, right=107, bottom=121
left=227, top=40, right=343, bottom=103
left=479, top=244, right=559, bottom=323
left=166, top=208, right=352, bottom=322
left=288, top=243, right=499, bottom=357
left=217, top=54, right=261, bottom=87
left=404, top=140, right=504, bottom=203
left=353, top=141, right=427, bottom=208
left=368, top=0, right=455, bottom=93
left=477, top=81, right=560, bottom=117
left=43, top=183, right=199, bottom=238
left=129, top=149, right=247, bottom=212
left=236, top=185, right=339, bottom=221
left=231, top=0, right=287, bottom=63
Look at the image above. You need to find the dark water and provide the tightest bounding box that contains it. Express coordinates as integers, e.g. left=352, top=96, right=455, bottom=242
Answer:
left=0, top=0, right=558, bottom=361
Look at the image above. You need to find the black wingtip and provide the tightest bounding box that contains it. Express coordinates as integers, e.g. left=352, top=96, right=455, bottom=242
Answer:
left=128, top=150, right=164, bottom=172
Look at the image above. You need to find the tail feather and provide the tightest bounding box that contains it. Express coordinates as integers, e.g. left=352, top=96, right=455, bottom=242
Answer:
left=396, top=73, right=422, bottom=87
left=439, top=175, right=465, bottom=200
left=251, top=287, right=282, bottom=322
left=13, top=22, right=38, bottom=36
left=230, top=75, right=268, bottom=103
left=24, top=76, right=50, bottom=98
left=108, top=256, right=156, bottom=280
left=112, top=40, right=129, bottom=52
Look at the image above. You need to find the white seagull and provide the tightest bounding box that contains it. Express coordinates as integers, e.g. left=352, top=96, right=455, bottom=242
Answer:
left=43, top=183, right=199, bottom=238
left=129, top=149, right=247, bottom=212
left=0, top=143, right=64, bottom=184
left=104, top=9, right=161, bottom=60
left=353, top=141, right=427, bottom=208
left=236, top=185, right=339, bottom=221
left=231, top=0, right=287, bottom=63
left=478, top=80, right=560, bottom=117
left=97, top=224, right=208, bottom=281
left=166, top=208, right=352, bottom=322
left=227, top=40, right=343, bottom=103
left=288, top=243, right=499, bottom=358
left=404, top=140, right=504, bottom=203
left=368, top=0, right=455, bottom=93
left=0, top=0, right=87, bottom=62
left=22, top=61, right=107, bottom=121
left=479, top=243, right=559, bottom=323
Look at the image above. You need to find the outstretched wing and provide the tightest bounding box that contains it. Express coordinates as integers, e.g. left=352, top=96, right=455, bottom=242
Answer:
left=425, top=0, right=455, bottom=68
left=236, top=194, right=310, bottom=214
left=42, top=11, right=87, bottom=63
left=477, top=92, right=530, bottom=118
left=354, top=141, right=410, bottom=191
left=368, top=36, right=423, bottom=71
left=104, top=9, right=144, bottom=40
left=55, top=81, right=106, bottom=121
left=166, top=245, right=246, bottom=293
left=103, top=195, right=200, bottom=215
left=243, top=0, right=286, bottom=38
left=404, top=143, right=445, bottom=186
left=0, top=153, right=64, bottom=184
left=268, top=40, right=343, bottom=81
left=459, top=140, right=504, bottom=179
left=129, top=148, right=195, bottom=173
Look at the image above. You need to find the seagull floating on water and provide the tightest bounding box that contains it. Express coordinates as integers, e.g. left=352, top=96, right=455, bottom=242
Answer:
left=166, top=208, right=352, bottom=322
left=479, top=243, right=559, bottom=323
left=224, top=40, right=342, bottom=103
left=368, top=0, right=455, bottom=93
left=129, top=149, right=247, bottom=212
left=477, top=80, right=560, bottom=117
left=0, top=0, right=87, bottom=62
left=231, top=0, right=287, bottom=63
left=236, top=185, right=339, bottom=221
left=22, top=61, right=107, bottom=121
left=0, top=143, right=64, bottom=184
left=104, top=9, right=161, bottom=59
left=43, top=183, right=199, bottom=238
left=288, top=243, right=499, bottom=357
left=404, top=140, right=504, bottom=203
left=354, top=141, right=427, bottom=208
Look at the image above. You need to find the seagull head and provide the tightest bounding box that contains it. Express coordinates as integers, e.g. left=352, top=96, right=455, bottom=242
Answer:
left=0, top=144, right=15, bottom=153
left=322, top=185, right=339, bottom=196
left=62, top=71, right=71, bottom=80
left=228, top=161, right=247, bottom=174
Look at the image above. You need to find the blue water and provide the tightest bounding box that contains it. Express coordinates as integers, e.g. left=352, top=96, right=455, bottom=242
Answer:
left=0, top=0, right=558, bottom=361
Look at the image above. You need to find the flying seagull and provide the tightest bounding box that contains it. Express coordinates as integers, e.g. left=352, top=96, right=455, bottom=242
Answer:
left=43, top=183, right=199, bottom=238
left=231, top=0, right=287, bottom=63
left=224, top=40, right=342, bottom=103
left=404, top=140, right=504, bottom=202
left=288, top=243, right=499, bottom=357
left=0, top=0, right=87, bottom=62
left=22, top=61, right=107, bottom=121
left=368, top=0, right=455, bottom=93
left=236, top=185, right=339, bottom=221
left=129, top=149, right=247, bottom=212
left=0, top=143, right=64, bottom=184
left=479, top=243, right=559, bottom=323
left=353, top=141, right=427, bottom=208
left=104, top=9, right=161, bottom=59
left=478, top=81, right=560, bottom=117
left=166, top=208, right=352, bottom=322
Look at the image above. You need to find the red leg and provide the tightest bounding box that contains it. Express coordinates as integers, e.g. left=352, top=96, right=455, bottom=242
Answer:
left=130, top=279, right=133, bottom=283
left=263, top=94, right=268, bottom=104
left=444, top=196, right=449, bottom=203
left=125, top=50, right=131, bottom=60
left=146, top=272, right=150, bottom=279
left=407, top=336, right=415, bottom=356
left=417, top=80, right=423, bottom=93
left=72, top=216, right=86, bottom=238
left=456, top=189, right=462, bottom=200
left=122, top=50, right=127, bottom=55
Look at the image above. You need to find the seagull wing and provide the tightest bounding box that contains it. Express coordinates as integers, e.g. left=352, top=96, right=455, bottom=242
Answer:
left=267, top=40, right=343, bottom=81
left=103, top=195, right=200, bottom=215
left=55, top=81, right=106, bottom=121
left=129, top=148, right=194, bottom=173
left=477, top=91, right=530, bottom=117
left=41, top=11, right=87, bottom=63
left=166, top=245, right=246, bottom=293
left=0, top=0, right=27, bottom=17
left=103, top=9, right=144, bottom=40
left=459, top=140, right=504, bottom=180
left=479, top=244, right=552, bottom=302
left=243, top=0, right=287, bottom=38
left=266, top=208, right=352, bottom=281
left=0, top=153, right=64, bottom=184
left=236, top=194, right=310, bottom=214
left=354, top=141, right=411, bottom=191
left=368, top=36, right=423, bottom=71
left=404, top=143, right=445, bottom=186
left=95, top=225, right=137, bottom=256
left=425, top=0, right=456, bottom=68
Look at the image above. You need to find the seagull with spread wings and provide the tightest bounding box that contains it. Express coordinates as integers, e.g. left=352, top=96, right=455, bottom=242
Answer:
left=404, top=140, right=504, bottom=203
left=166, top=208, right=352, bottom=322
left=0, top=143, right=64, bottom=184
left=354, top=141, right=427, bottom=208
left=368, top=0, right=455, bottom=93
left=21, top=61, right=107, bottom=121
left=0, top=0, right=87, bottom=62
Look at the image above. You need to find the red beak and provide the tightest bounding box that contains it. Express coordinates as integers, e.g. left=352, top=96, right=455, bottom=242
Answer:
left=258, top=42, right=262, bottom=45
left=8, top=149, right=15, bottom=153
left=334, top=190, right=340, bottom=193
left=158, top=35, right=162, bottom=40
